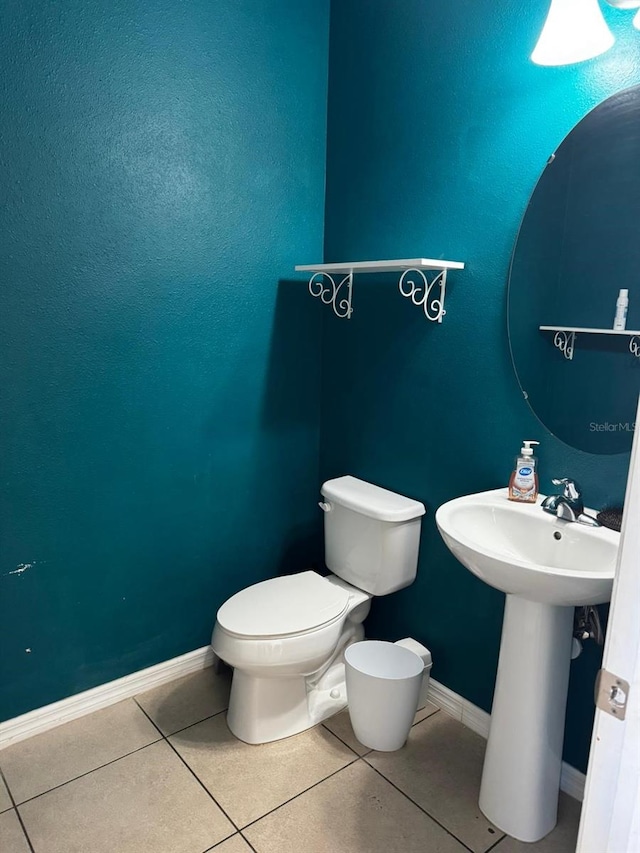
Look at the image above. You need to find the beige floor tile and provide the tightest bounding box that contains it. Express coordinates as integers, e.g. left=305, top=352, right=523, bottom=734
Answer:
left=322, top=710, right=371, bottom=756
left=366, top=712, right=502, bottom=853
left=323, top=703, right=440, bottom=757
left=245, top=760, right=468, bottom=853
left=211, top=834, right=254, bottom=852
left=136, top=667, right=231, bottom=735
left=19, top=740, right=234, bottom=853
left=0, top=775, right=12, bottom=813
left=0, top=699, right=161, bottom=804
left=0, top=810, right=31, bottom=853
left=170, top=714, right=356, bottom=827
left=492, top=794, right=581, bottom=853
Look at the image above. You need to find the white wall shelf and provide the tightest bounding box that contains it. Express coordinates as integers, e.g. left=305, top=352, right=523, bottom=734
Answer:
left=295, top=258, right=465, bottom=321
left=539, top=326, right=640, bottom=361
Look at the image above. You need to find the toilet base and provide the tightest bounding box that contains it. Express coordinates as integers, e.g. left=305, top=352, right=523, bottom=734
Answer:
left=226, top=658, right=350, bottom=744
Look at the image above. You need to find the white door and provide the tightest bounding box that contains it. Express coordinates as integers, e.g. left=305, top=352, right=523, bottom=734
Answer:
left=577, top=398, right=640, bottom=853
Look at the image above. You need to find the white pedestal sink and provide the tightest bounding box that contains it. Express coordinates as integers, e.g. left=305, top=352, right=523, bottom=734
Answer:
left=435, top=489, right=619, bottom=843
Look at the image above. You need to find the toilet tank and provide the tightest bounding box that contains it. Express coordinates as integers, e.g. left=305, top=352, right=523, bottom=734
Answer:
left=320, top=476, right=426, bottom=596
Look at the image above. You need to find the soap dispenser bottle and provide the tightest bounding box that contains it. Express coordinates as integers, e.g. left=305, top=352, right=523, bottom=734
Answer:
left=508, top=440, right=540, bottom=503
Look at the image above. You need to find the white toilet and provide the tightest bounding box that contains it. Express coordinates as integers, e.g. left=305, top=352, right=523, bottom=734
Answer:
left=211, top=475, right=426, bottom=744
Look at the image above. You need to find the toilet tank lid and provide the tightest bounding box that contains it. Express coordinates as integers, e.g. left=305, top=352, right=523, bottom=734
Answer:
left=321, top=476, right=426, bottom=522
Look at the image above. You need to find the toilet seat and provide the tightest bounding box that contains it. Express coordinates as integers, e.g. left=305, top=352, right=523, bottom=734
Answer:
left=216, top=571, right=350, bottom=640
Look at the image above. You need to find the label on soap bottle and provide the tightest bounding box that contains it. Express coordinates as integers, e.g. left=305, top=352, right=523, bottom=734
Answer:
left=512, top=463, right=536, bottom=500
left=513, top=464, right=536, bottom=497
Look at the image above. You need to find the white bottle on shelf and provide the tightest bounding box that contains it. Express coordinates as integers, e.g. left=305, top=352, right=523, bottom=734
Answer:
left=613, top=289, right=629, bottom=331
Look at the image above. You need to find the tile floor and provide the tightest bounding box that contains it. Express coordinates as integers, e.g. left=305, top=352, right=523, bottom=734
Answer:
left=0, top=667, right=581, bottom=853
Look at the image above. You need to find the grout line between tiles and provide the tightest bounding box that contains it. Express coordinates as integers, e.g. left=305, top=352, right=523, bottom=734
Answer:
left=485, top=834, right=506, bottom=853
left=152, top=705, right=228, bottom=739
left=239, top=831, right=259, bottom=853
left=154, top=704, right=363, bottom=835
left=363, top=759, right=489, bottom=853
left=412, top=706, right=442, bottom=726
left=3, top=737, right=163, bottom=807
left=0, top=682, right=230, bottom=810
left=0, top=767, right=36, bottom=853
left=320, top=724, right=371, bottom=758
left=201, top=830, right=259, bottom=853
left=239, top=755, right=362, bottom=832
left=133, top=698, right=241, bottom=834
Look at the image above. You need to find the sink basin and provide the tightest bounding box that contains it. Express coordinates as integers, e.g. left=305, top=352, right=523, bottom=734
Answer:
left=435, top=488, right=618, bottom=606
left=435, top=488, right=619, bottom=843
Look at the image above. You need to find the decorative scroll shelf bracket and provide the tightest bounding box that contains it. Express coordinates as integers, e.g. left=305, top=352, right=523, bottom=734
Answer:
left=295, top=258, right=465, bottom=321
left=398, top=268, right=447, bottom=323
left=540, top=326, right=640, bottom=361
left=553, top=330, right=576, bottom=361
left=307, top=271, right=353, bottom=319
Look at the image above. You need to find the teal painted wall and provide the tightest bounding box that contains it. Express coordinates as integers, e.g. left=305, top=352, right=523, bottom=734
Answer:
left=0, top=0, right=328, bottom=722
left=323, top=1, right=640, bottom=772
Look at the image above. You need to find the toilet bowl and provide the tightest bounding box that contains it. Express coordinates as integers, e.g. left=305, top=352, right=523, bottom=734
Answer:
left=212, top=572, right=371, bottom=744
left=211, top=476, right=426, bottom=744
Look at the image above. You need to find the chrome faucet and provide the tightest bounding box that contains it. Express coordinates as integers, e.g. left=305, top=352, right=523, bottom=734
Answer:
left=541, top=478, right=601, bottom=527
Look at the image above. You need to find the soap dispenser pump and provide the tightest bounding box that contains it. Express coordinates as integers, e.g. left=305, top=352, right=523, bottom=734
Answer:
left=508, top=440, right=540, bottom=503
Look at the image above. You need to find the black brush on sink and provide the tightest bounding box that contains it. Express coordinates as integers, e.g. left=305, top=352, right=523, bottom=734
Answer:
left=596, top=507, right=623, bottom=532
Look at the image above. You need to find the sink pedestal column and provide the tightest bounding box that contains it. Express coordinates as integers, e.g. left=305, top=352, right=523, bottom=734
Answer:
left=479, top=595, right=574, bottom=842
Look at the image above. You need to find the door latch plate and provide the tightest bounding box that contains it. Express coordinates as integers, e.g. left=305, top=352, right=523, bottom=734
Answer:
left=595, top=669, right=630, bottom=720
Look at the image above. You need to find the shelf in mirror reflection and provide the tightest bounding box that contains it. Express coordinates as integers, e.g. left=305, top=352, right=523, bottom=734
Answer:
left=539, top=326, right=640, bottom=361
left=540, top=325, right=640, bottom=336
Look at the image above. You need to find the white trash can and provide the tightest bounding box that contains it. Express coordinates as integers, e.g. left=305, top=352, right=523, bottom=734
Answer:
left=344, top=640, right=424, bottom=752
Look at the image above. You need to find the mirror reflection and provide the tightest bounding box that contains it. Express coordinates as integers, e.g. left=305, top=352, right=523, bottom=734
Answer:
left=508, top=85, right=640, bottom=455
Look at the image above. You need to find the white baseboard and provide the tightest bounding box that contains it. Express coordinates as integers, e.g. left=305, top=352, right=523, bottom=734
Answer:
left=558, top=760, right=588, bottom=804
left=0, top=646, right=214, bottom=751
left=0, top=646, right=586, bottom=803
left=427, top=677, right=586, bottom=802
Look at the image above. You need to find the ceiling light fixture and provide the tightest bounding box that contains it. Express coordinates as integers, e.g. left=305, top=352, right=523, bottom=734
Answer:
left=604, top=1, right=640, bottom=9
left=532, top=0, right=616, bottom=66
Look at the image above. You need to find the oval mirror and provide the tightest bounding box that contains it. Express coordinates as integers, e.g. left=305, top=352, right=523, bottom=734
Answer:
left=508, top=85, right=640, bottom=455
